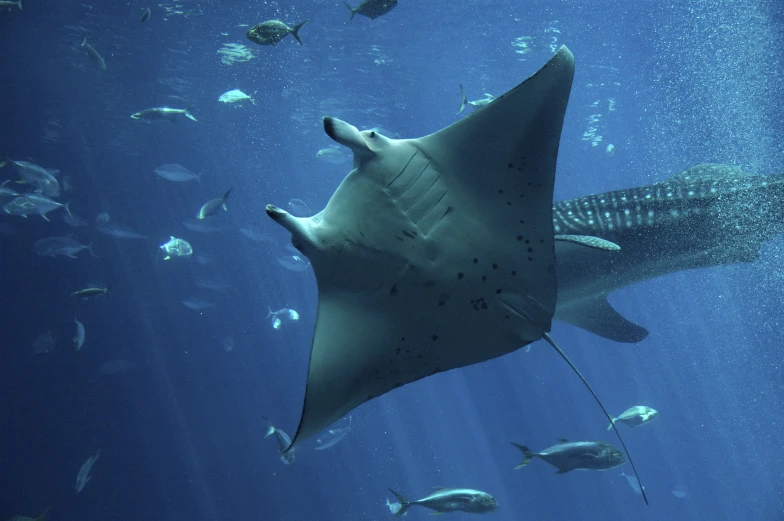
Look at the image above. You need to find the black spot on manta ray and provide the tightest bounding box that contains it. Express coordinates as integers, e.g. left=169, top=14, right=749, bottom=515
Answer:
left=496, top=289, right=502, bottom=294
left=492, top=263, right=498, bottom=270
left=432, top=334, right=439, bottom=341
left=457, top=272, right=464, bottom=279
left=473, top=258, right=478, bottom=263
left=507, top=163, right=514, bottom=169
left=389, top=284, right=398, bottom=296
left=517, top=235, right=523, bottom=241
left=481, top=275, right=487, bottom=281
left=498, top=189, right=504, bottom=194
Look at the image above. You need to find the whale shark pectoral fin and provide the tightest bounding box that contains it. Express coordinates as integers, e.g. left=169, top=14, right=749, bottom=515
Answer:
left=557, top=297, right=649, bottom=343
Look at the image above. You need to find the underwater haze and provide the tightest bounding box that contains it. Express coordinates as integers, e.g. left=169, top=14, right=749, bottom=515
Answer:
left=1, top=1, right=783, bottom=521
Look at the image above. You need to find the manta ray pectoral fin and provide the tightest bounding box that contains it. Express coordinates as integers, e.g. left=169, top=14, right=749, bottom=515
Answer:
left=557, top=296, right=649, bottom=343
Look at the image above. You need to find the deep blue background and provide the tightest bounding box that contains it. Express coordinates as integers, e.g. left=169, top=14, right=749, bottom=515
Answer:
left=1, top=1, right=783, bottom=520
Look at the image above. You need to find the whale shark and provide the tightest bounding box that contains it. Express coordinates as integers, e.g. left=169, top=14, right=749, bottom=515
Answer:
left=553, top=163, right=784, bottom=342
left=267, top=47, right=577, bottom=446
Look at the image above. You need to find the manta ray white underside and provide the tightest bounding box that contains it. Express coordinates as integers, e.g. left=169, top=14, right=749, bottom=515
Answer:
left=267, top=46, right=575, bottom=447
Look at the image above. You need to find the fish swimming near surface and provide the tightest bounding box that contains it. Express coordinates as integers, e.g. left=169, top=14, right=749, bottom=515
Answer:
left=386, top=488, right=498, bottom=517
left=608, top=406, right=658, bottom=430
left=154, top=163, right=201, bottom=184
left=458, top=85, right=496, bottom=114
left=71, top=286, right=110, bottom=299
left=130, top=107, right=197, bottom=122
left=246, top=20, right=308, bottom=45
left=552, top=163, right=784, bottom=343
left=197, top=189, right=231, bottom=219
left=81, top=37, right=106, bottom=71
left=264, top=419, right=296, bottom=464
left=345, top=0, right=397, bottom=21
left=73, top=316, right=86, bottom=351
left=0, top=0, right=24, bottom=11
left=140, top=7, right=151, bottom=22
left=33, top=236, right=96, bottom=259
left=511, top=439, right=626, bottom=473
left=75, top=449, right=101, bottom=492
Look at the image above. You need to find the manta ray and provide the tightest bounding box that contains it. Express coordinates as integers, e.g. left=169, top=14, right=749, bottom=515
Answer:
left=266, top=46, right=647, bottom=501
left=553, top=163, right=784, bottom=342
left=267, top=46, right=573, bottom=444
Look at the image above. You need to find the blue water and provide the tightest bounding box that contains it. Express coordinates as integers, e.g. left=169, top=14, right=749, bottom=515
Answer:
left=1, top=1, right=783, bottom=520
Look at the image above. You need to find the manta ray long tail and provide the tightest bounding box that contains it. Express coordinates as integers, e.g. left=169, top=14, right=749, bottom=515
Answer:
left=542, top=332, right=649, bottom=506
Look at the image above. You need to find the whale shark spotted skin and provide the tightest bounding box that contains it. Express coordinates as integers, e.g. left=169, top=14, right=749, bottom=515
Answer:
left=553, top=163, right=784, bottom=342
left=267, top=47, right=575, bottom=448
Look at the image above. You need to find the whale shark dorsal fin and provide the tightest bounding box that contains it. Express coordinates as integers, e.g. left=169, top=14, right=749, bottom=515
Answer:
left=267, top=46, right=575, bottom=448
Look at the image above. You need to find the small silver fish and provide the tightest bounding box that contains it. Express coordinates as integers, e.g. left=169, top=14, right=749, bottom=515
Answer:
left=154, top=163, right=201, bottom=184
left=387, top=487, right=498, bottom=516
left=4, top=194, right=71, bottom=221
left=81, top=37, right=106, bottom=71
left=71, top=286, right=110, bottom=299
left=131, top=107, right=197, bottom=122
left=75, top=450, right=101, bottom=492
left=608, top=406, right=658, bottom=430
left=140, top=7, right=151, bottom=22
left=197, top=189, right=231, bottom=219
left=246, top=19, right=308, bottom=46
left=33, top=236, right=95, bottom=259
left=264, top=419, right=295, bottom=464
left=6, top=157, right=60, bottom=197
left=458, top=85, right=495, bottom=114
left=73, top=316, right=86, bottom=351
